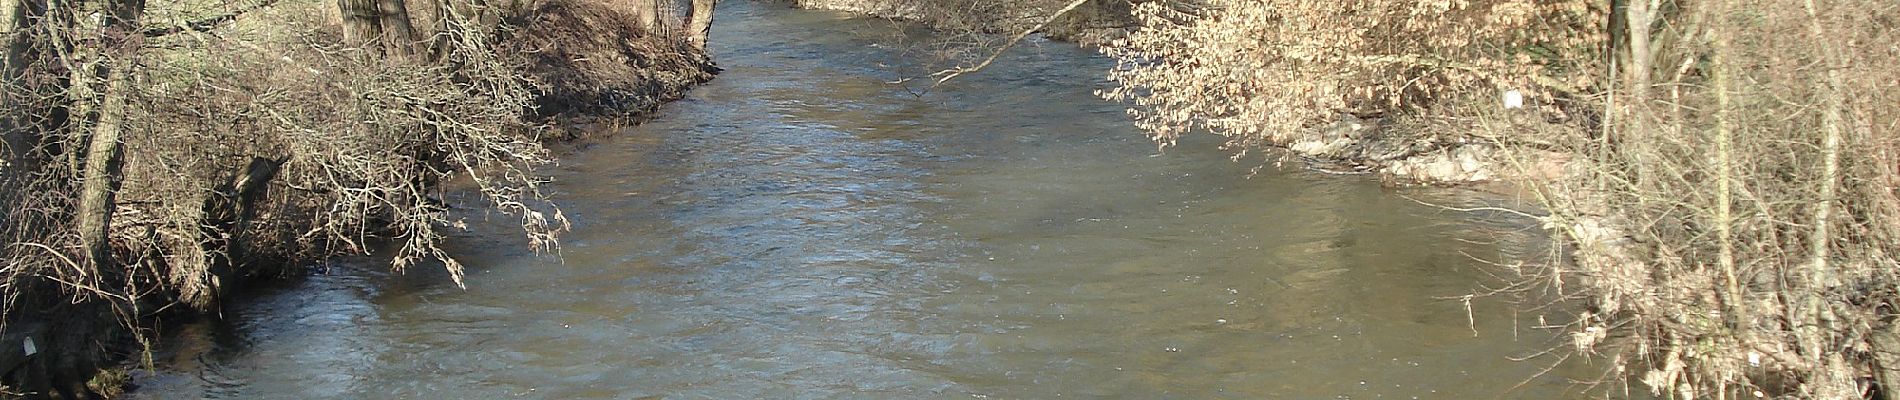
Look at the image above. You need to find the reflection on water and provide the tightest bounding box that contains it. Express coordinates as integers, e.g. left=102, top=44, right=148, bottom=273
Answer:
left=131, top=1, right=1594, bottom=399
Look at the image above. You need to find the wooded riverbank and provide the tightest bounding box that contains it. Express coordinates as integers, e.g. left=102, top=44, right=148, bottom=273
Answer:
left=1, top=0, right=713, bottom=395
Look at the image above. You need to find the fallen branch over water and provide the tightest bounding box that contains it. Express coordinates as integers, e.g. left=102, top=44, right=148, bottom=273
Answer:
left=926, top=0, right=1089, bottom=88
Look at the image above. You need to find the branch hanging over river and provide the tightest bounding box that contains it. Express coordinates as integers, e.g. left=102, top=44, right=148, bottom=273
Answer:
left=927, top=0, right=1090, bottom=88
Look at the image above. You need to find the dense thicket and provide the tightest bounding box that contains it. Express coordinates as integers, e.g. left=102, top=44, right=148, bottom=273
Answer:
left=1100, top=0, right=1600, bottom=152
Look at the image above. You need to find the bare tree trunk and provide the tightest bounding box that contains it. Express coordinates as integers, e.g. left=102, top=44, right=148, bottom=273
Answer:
left=426, top=0, right=448, bottom=60
left=73, top=77, right=125, bottom=269
left=657, top=0, right=679, bottom=36
left=339, top=0, right=384, bottom=49
left=2, top=0, right=34, bottom=175
left=74, top=0, right=143, bottom=271
left=339, top=0, right=423, bottom=59
left=2, top=0, right=29, bottom=101
left=60, top=0, right=99, bottom=172
left=61, top=0, right=143, bottom=173
left=1704, top=0, right=1743, bottom=332
left=1801, top=0, right=1844, bottom=372
left=1, top=0, right=32, bottom=72
left=1622, top=0, right=1655, bottom=149
left=630, top=0, right=661, bottom=36
left=1874, top=325, right=1900, bottom=400
left=378, top=0, right=420, bottom=59
left=1624, top=0, right=1653, bottom=102
left=684, top=0, right=714, bottom=49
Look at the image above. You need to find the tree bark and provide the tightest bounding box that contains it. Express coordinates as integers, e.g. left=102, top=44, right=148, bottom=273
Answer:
left=1622, top=0, right=1654, bottom=148
left=339, top=0, right=384, bottom=49
left=74, top=0, right=143, bottom=271
left=2, top=0, right=35, bottom=176
left=684, top=0, right=714, bottom=49
left=1708, top=0, right=1743, bottom=332
left=73, top=71, right=127, bottom=270
left=175, top=156, right=284, bottom=306
left=424, top=0, right=442, bottom=59
left=1801, top=0, right=1844, bottom=371
left=630, top=0, right=661, bottom=36
left=1, top=0, right=28, bottom=85
left=377, top=0, right=420, bottom=59
left=1623, top=0, right=1653, bottom=101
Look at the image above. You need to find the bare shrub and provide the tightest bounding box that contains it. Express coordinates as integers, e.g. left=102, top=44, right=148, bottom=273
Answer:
left=1099, top=0, right=1603, bottom=153
left=1535, top=0, right=1900, bottom=397
left=1, top=0, right=571, bottom=345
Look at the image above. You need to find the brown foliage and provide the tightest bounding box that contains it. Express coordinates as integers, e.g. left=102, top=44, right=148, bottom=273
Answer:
left=1100, top=0, right=1603, bottom=152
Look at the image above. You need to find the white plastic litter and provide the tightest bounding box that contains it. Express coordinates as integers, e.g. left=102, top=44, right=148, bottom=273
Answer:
left=1503, top=89, right=1525, bottom=109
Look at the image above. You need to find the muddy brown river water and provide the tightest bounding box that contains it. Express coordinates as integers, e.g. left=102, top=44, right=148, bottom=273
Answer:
left=131, top=2, right=1605, bottom=398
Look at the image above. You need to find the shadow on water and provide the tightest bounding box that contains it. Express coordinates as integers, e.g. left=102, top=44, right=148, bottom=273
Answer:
left=132, top=1, right=1609, bottom=399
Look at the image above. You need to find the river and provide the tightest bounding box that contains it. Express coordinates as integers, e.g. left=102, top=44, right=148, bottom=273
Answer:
left=130, top=1, right=1599, bottom=398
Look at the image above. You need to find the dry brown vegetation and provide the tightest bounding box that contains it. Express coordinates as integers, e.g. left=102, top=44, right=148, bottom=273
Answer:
left=504, top=0, right=716, bottom=122
left=1100, top=0, right=1602, bottom=154
left=0, top=0, right=711, bottom=394
left=1099, top=0, right=1900, bottom=398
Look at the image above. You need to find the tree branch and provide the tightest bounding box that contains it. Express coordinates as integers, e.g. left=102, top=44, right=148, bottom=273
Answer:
left=929, top=0, right=1090, bottom=88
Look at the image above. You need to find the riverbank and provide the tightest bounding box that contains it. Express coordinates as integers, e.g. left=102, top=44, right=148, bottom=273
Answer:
left=0, top=0, right=712, bottom=395
left=506, top=0, right=719, bottom=132
left=125, top=2, right=1597, bottom=396
left=796, top=0, right=1900, bottom=398
left=1102, top=2, right=1900, bottom=398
